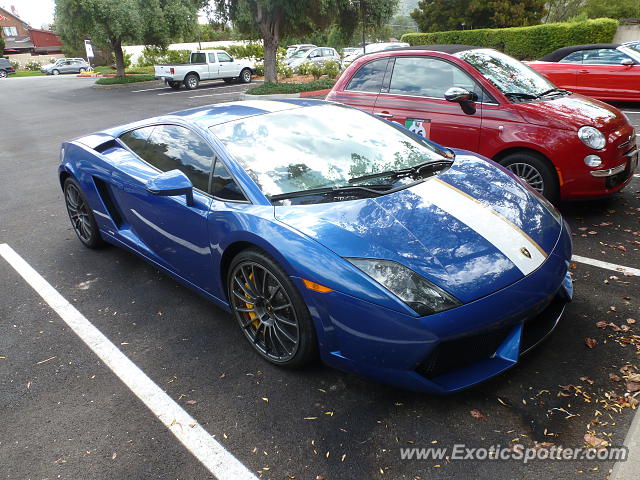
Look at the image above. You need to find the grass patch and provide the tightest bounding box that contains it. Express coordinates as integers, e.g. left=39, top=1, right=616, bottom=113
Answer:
left=93, top=66, right=113, bottom=75
left=246, top=78, right=335, bottom=95
left=11, top=71, right=45, bottom=77
left=95, top=74, right=156, bottom=85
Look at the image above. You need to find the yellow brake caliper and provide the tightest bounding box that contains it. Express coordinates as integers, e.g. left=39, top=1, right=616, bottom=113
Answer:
left=244, top=272, right=259, bottom=329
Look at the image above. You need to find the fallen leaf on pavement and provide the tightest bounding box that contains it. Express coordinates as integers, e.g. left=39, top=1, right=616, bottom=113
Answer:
left=584, top=338, right=597, bottom=349
left=470, top=409, right=485, bottom=419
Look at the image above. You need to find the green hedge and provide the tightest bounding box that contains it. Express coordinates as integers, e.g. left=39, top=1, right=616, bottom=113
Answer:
left=401, top=18, right=619, bottom=60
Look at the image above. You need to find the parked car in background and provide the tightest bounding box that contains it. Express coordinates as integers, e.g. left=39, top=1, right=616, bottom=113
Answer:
left=527, top=44, right=640, bottom=102
left=342, top=47, right=360, bottom=57
left=285, top=44, right=316, bottom=58
left=341, top=42, right=410, bottom=68
left=58, top=99, right=573, bottom=393
left=327, top=45, right=637, bottom=201
left=154, top=50, right=255, bottom=90
left=285, top=47, right=340, bottom=71
left=41, top=58, right=90, bottom=75
left=0, top=57, right=16, bottom=78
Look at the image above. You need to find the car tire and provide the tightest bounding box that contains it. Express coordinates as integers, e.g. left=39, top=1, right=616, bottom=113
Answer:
left=184, top=73, right=199, bottom=90
left=239, top=68, right=252, bottom=84
left=0, top=70, right=7, bottom=78
left=227, top=248, right=318, bottom=368
left=500, top=152, right=559, bottom=202
left=52, top=69, right=60, bottom=75
left=63, top=178, right=105, bottom=249
left=168, top=81, right=181, bottom=90
left=79, top=67, right=87, bottom=73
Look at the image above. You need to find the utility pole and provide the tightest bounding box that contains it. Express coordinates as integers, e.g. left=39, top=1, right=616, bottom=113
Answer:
left=361, top=1, right=366, bottom=54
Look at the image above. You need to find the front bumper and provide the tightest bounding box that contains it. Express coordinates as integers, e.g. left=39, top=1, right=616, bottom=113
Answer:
left=298, top=221, right=573, bottom=394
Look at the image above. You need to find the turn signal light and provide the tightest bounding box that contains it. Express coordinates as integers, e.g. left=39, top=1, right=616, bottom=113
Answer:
left=302, top=279, right=333, bottom=293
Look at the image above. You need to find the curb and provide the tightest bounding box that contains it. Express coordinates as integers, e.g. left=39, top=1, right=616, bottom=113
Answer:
left=92, top=80, right=163, bottom=89
left=611, top=405, right=640, bottom=479
left=240, top=88, right=330, bottom=101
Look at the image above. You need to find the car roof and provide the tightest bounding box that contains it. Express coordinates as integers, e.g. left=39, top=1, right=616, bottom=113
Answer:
left=102, top=99, right=331, bottom=137
left=540, top=43, right=622, bottom=62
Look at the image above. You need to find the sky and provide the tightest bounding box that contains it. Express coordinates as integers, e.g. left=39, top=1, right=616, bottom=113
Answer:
left=1, top=0, right=212, bottom=30
left=1, top=0, right=55, bottom=29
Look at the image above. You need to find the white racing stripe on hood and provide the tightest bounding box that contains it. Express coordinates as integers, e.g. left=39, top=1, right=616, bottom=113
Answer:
left=419, top=178, right=547, bottom=275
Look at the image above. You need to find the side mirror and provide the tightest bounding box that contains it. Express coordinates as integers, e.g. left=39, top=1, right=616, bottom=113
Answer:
left=229, top=57, right=234, bottom=62
left=444, top=87, right=478, bottom=115
left=444, top=87, right=477, bottom=103
left=621, top=58, right=635, bottom=66
left=146, top=170, right=194, bottom=206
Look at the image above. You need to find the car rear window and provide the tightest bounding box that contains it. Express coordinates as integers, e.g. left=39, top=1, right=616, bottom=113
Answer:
left=345, top=58, right=389, bottom=93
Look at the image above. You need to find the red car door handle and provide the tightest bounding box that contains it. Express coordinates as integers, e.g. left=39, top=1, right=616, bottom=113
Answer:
left=376, top=112, right=393, bottom=118
left=579, top=69, right=589, bottom=74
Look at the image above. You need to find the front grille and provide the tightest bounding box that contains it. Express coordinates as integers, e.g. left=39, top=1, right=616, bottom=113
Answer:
left=415, top=293, right=565, bottom=380
left=605, top=155, right=634, bottom=189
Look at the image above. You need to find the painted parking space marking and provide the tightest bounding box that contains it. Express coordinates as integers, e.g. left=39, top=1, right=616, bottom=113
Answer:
left=0, top=243, right=258, bottom=480
left=188, top=91, right=250, bottom=99
left=572, top=254, right=640, bottom=277
left=130, top=86, right=169, bottom=93
left=157, top=83, right=257, bottom=96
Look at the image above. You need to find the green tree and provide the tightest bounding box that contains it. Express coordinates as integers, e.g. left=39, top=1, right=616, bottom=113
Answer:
left=0, top=37, right=5, bottom=56
left=583, top=0, right=640, bottom=19
left=54, top=0, right=204, bottom=77
left=388, top=15, right=418, bottom=39
left=543, top=0, right=585, bottom=22
left=213, top=0, right=398, bottom=83
left=411, top=0, right=545, bottom=32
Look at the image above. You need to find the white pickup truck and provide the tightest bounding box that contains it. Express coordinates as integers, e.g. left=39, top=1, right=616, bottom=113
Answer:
left=154, top=50, right=255, bottom=90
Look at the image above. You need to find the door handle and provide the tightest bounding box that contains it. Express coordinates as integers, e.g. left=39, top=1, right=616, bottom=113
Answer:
left=579, top=69, right=589, bottom=74
left=376, top=112, right=393, bottom=118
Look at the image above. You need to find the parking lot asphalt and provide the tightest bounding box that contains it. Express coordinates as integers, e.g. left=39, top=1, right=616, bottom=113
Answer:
left=1, top=75, right=639, bottom=480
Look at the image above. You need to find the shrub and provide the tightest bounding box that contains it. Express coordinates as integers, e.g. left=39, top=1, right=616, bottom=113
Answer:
left=137, top=47, right=190, bottom=66
left=296, top=62, right=311, bottom=76
left=246, top=78, right=335, bottom=95
left=24, top=60, right=42, bottom=71
left=277, top=61, right=293, bottom=78
left=307, top=62, right=324, bottom=80
left=10, top=60, right=19, bottom=71
left=254, top=62, right=265, bottom=76
left=400, top=18, right=619, bottom=60
left=323, top=60, right=341, bottom=80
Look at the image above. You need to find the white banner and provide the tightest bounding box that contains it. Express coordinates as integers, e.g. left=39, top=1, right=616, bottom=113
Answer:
left=84, top=39, right=94, bottom=59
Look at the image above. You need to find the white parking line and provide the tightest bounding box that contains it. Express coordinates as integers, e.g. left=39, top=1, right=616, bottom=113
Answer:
left=157, top=84, right=251, bottom=96
left=0, top=243, right=258, bottom=480
left=130, top=86, right=169, bottom=93
left=572, top=254, right=640, bottom=276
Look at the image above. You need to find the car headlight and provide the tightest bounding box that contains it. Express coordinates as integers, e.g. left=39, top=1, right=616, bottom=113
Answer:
left=346, top=258, right=460, bottom=316
left=578, top=126, right=606, bottom=150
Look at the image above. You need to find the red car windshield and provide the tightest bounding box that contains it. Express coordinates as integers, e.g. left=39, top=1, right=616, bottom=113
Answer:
left=456, top=49, right=558, bottom=99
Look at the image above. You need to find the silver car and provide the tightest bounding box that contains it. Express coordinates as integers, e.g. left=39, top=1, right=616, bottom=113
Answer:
left=41, top=58, right=91, bottom=75
left=285, top=47, right=340, bottom=71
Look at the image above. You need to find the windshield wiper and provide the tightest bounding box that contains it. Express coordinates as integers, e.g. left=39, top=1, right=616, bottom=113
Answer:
left=347, top=160, right=453, bottom=184
left=503, top=92, right=539, bottom=100
left=269, top=180, right=425, bottom=202
left=538, top=87, right=570, bottom=97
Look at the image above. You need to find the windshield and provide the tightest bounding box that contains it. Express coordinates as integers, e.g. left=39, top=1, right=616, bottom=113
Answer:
left=210, top=104, right=447, bottom=202
left=291, top=48, right=311, bottom=58
left=456, top=49, right=556, bottom=99
left=620, top=45, right=640, bottom=62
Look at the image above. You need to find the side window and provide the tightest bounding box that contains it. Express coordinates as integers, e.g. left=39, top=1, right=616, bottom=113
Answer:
left=584, top=48, right=631, bottom=65
left=322, top=48, right=332, bottom=57
left=191, top=52, right=206, bottom=63
left=208, top=53, right=216, bottom=63
left=211, top=160, right=247, bottom=202
left=144, top=125, right=214, bottom=192
left=309, top=49, right=321, bottom=58
left=389, top=57, right=475, bottom=99
left=345, top=58, right=389, bottom=93
left=217, top=52, right=232, bottom=62
left=560, top=51, right=584, bottom=63
left=119, top=126, right=156, bottom=159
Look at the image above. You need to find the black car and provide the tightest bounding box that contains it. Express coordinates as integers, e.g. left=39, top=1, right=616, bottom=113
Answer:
left=0, top=58, right=16, bottom=78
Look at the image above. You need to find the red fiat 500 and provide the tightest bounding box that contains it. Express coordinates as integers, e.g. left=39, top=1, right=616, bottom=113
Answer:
left=327, top=45, right=638, bottom=201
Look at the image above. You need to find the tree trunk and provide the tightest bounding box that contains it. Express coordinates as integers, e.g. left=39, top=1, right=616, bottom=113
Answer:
left=263, top=34, right=278, bottom=83
left=255, top=1, right=280, bottom=83
left=112, top=39, right=126, bottom=78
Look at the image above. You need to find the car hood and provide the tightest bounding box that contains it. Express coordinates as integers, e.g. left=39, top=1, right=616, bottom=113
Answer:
left=515, top=93, right=626, bottom=132
left=275, top=153, right=563, bottom=304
